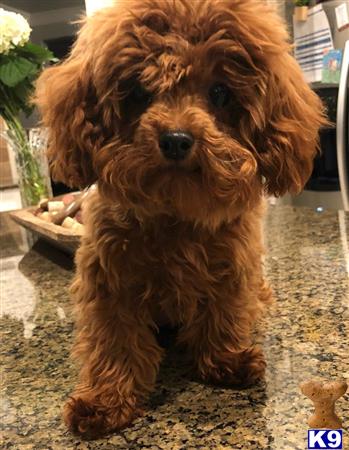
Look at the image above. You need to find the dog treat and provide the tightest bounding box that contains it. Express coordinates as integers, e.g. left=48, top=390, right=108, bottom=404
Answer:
left=48, top=201, right=65, bottom=212
left=62, top=193, right=76, bottom=206
left=51, top=188, right=90, bottom=225
left=74, top=210, right=83, bottom=224
left=62, top=217, right=76, bottom=229
left=39, top=211, right=53, bottom=222
left=61, top=217, right=84, bottom=233
left=71, top=222, right=84, bottom=233
left=33, top=207, right=44, bottom=216
left=38, top=198, right=49, bottom=209
left=300, top=379, right=348, bottom=429
left=34, top=190, right=88, bottom=229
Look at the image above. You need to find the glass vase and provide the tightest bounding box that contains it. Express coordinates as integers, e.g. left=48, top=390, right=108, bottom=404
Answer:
left=3, top=126, right=52, bottom=208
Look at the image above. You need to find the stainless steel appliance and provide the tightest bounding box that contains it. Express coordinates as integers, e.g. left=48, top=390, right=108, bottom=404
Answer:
left=337, top=39, right=349, bottom=210
left=289, top=0, right=349, bottom=211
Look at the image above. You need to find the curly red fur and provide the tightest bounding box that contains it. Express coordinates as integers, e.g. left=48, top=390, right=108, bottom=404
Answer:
left=35, top=0, right=327, bottom=438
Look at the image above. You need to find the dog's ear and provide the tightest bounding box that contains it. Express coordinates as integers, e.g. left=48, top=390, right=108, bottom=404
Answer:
left=35, top=35, right=97, bottom=188
left=256, top=53, right=327, bottom=197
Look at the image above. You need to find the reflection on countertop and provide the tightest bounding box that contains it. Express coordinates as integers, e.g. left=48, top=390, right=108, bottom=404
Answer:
left=1, top=205, right=348, bottom=449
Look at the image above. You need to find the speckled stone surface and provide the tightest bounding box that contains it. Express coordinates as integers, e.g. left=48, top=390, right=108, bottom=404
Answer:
left=1, top=205, right=348, bottom=449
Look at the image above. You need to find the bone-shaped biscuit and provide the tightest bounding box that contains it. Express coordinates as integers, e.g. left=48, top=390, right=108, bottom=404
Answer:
left=300, top=379, right=348, bottom=429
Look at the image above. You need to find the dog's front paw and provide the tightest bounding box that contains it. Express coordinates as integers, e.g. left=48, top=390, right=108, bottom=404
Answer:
left=63, top=394, right=141, bottom=439
left=234, top=346, right=266, bottom=387
left=199, top=346, right=266, bottom=388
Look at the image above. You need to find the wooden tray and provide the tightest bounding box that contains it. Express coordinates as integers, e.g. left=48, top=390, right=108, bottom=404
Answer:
left=10, top=207, right=82, bottom=254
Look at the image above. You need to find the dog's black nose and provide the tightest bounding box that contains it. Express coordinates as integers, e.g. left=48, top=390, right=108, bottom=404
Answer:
left=159, top=131, right=194, bottom=161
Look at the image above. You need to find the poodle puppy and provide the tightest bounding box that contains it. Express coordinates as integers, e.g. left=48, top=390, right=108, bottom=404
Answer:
left=35, top=0, right=326, bottom=438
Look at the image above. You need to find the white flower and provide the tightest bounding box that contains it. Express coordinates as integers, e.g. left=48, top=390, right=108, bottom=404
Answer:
left=0, top=8, right=31, bottom=54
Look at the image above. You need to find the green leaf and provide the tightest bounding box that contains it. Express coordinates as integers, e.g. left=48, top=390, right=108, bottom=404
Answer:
left=13, top=80, right=34, bottom=116
left=0, top=57, right=38, bottom=87
left=18, top=42, right=56, bottom=64
left=0, top=85, right=21, bottom=116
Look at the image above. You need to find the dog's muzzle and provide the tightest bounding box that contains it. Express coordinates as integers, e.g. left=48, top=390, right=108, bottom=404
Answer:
left=159, top=130, right=194, bottom=161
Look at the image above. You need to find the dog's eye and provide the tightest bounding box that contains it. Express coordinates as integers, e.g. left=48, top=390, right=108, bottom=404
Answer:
left=209, top=83, right=231, bottom=108
left=131, top=83, right=153, bottom=106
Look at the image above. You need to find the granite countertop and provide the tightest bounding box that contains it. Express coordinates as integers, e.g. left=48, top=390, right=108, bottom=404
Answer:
left=1, top=205, right=348, bottom=450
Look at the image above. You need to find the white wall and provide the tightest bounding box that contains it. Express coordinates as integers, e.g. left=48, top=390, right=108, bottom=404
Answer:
left=85, top=0, right=115, bottom=16
left=31, top=7, right=84, bottom=45
left=0, top=2, right=29, bottom=18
